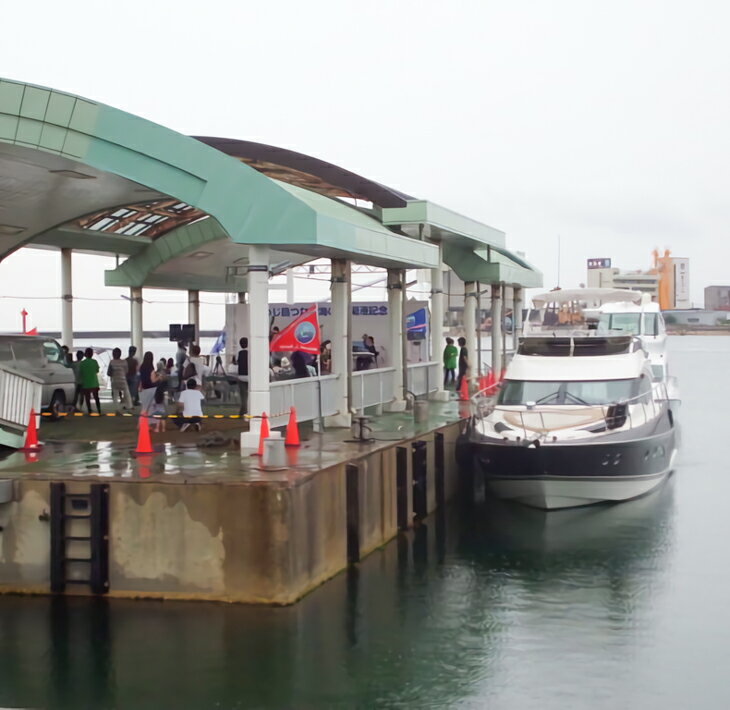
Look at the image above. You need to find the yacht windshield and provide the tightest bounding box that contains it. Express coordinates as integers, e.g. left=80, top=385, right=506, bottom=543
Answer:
left=499, top=379, right=637, bottom=406
left=597, top=313, right=641, bottom=335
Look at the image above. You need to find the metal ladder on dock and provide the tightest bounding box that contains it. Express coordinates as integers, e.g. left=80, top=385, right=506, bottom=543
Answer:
left=49, top=482, right=109, bottom=595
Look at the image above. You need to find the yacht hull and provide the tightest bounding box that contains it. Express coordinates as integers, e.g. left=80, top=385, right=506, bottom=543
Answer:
left=472, top=422, right=677, bottom=510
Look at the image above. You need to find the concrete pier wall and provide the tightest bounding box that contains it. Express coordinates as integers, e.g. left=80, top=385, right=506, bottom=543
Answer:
left=0, top=421, right=463, bottom=604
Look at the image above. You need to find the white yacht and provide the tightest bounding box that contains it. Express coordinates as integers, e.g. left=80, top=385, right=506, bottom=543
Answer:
left=470, top=289, right=679, bottom=510
left=530, top=289, right=678, bottom=394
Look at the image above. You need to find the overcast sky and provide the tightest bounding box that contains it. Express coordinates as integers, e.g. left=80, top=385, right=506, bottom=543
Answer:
left=1, top=0, right=727, bottom=333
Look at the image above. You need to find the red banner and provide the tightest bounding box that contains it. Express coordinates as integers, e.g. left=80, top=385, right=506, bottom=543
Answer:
left=269, top=304, right=321, bottom=354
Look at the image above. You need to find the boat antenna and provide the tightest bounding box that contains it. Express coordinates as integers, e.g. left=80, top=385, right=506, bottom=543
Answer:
left=557, top=234, right=561, bottom=288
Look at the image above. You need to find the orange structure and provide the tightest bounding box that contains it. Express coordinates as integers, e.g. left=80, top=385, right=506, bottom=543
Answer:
left=651, top=248, right=673, bottom=311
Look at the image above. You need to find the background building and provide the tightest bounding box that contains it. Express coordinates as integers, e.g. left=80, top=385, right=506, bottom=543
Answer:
left=704, top=285, right=730, bottom=310
left=586, top=254, right=690, bottom=309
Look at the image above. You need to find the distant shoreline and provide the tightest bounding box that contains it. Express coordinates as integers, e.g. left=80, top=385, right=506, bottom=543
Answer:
left=37, top=330, right=221, bottom=339
left=668, top=328, right=730, bottom=336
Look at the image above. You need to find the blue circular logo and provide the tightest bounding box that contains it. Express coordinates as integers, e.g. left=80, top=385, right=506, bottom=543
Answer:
left=295, top=321, right=316, bottom=345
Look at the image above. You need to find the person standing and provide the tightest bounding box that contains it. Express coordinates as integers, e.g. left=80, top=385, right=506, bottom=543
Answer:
left=175, top=341, right=187, bottom=391
left=443, top=337, right=458, bottom=388
left=138, top=351, right=162, bottom=414
left=365, top=335, right=378, bottom=368
left=184, top=345, right=209, bottom=388
left=320, top=340, right=332, bottom=374
left=237, top=337, right=248, bottom=417
left=71, top=349, right=84, bottom=410
left=126, top=346, right=140, bottom=406
left=456, top=336, right=469, bottom=392
left=291, top=351, right=311, bottom=379
left=78, top=348, right=102, bottom=415
left=108, top=347, right=132, bottom=411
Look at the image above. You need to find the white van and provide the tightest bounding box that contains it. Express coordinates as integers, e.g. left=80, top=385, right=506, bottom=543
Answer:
left=0, top=335, right=76, bottom=416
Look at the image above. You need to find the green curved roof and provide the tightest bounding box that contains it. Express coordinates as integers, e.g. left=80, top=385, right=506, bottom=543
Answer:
left=0, top=77, right=540, bottom=289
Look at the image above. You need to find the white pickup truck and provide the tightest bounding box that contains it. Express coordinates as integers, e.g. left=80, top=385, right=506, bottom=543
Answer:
left=0, top=335, right=76, bottom=417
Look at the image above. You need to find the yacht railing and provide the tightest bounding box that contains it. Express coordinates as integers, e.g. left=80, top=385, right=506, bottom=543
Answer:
left=521, top=324, right=647, bottom=339
left=472, top=381, right=670, bottom=442
left=522, top=323, right=598, bottom=337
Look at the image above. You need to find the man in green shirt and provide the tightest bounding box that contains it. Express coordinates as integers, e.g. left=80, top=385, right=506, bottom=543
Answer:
left=78, top=348, right=101, bottom=414
left=443, top=337, right=458, bottom=388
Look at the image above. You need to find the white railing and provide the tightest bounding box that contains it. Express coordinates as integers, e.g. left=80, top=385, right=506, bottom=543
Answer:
left=406, top=361, right=440, bottom=397
left=0, top=364, right=43, bottom=446
left=350, top=361, right=440, bottom=413
left=251, top=361, right=443, bottom=425
left=473, top=382, right=670, bottom=442
left=269, top=374, right=340, bottom=426
left=351, top=367, right=396, bottom=411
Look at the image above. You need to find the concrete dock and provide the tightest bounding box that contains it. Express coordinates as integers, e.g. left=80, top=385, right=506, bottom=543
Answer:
left=0, top=401, right=471, bottom=604
left=0, top=77, right=542, bottom=608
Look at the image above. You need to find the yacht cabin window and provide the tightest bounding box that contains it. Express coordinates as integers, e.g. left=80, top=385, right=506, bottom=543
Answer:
left=499, top=378, right=638, bottom=406
left=597, top=313, right=641, bottom=335
left=597, top=312, right=664, bottom=337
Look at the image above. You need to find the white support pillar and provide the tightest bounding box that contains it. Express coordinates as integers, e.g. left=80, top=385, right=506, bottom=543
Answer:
left=491, top=283, right=503, bottom=376
left=326, top=259, right=351, bottom=427
left=385, top=268, right=406, bottom=411
left=187, top=290, right=200, bottom=342
left=60, top=248, right=73, bottom=348
left=513, top=286, right=523, bottom=352
left=464, top=281, right=478, bottom=388
left=241, top=246, right=271, bottom=449
left=130, top=287, right=144, bottom=354
left=430, top=262, right=449, bottom=401
left=285, top=269, right=295, bottom=304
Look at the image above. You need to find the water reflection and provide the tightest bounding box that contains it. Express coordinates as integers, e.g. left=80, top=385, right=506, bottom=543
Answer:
left=0, top=481, right=675, bottom=709
left=465, top=481, right=674, bottom=618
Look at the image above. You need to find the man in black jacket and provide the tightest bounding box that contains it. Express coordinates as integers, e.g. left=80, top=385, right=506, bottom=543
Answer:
left=456, top=336, right=469, bottom=392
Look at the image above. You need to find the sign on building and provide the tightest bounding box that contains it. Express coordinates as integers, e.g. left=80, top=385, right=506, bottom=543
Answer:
left=587, top=258, right=612, bottom=269
left=672, top=258, right=690, bottom=309
left=225, top=300, right=430, bottom=367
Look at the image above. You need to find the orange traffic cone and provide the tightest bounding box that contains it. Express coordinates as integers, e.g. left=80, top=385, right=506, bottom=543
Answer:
left=486, top=370, right=495, bottom=392
left=459, top=376, right=470, bottom=401
left=285, top=407, right=300, bottom=447
left=135, top=415, right=154, bottom=455
left=20, top=408, right=41, bottom=452
left=478, top=375, right=488, bottom=392
left=254, top=413, right=270, bottom=457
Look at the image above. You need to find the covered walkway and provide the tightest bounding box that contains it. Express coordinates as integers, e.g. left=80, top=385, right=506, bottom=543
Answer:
left=0, top=77, right=541, bottom=440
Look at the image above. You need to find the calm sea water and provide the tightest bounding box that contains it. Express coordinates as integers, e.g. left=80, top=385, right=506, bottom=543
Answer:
left=0, top=336, right=727, bottom=709
left=73, top=337, right=220, bottom=364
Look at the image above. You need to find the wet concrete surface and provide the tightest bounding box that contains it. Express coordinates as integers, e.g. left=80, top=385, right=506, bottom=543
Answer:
left=0, top=400, right=471, bottom=487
